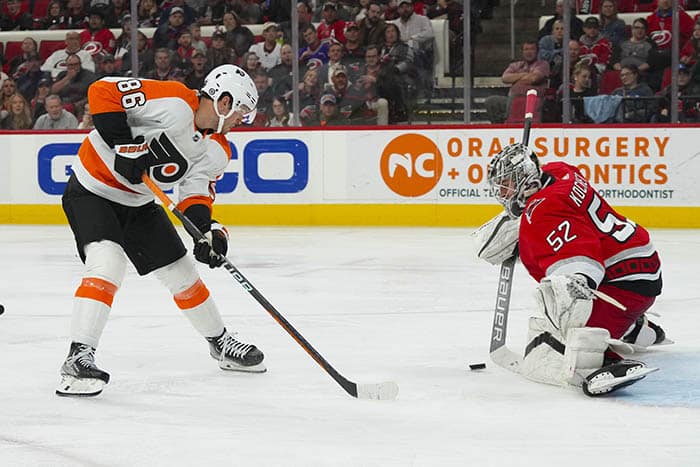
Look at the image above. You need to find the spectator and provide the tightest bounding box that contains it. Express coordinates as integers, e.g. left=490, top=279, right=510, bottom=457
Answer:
left=378, top=22, right=415, bottom=122
left=38, top=1, right=65, bottom=30
left=61, top=0, right=88, bottom=30
left=223, top=11, right=255, bottom=59
left=579, top=17, right=612, bottom=74
left=175, top=30, right=197, bottom=70
left=343, top=22, right=366, bottom=69
left=538, top=20, right=564, bottom=71
left=657, top=64, right=700, bottom=122
left=107, top=0, right=129, bottom=28
left=680, top=19, right=700, bottom=66
left=95, top=53, right=120, bottom=78
left=241, top=51, right=260, bottom=76
left=31, top=78, right=52, bottom=121
left=384, top=0, right=400, bottom=21
left=299, top=25, right=331, bottom=66
left=355, top=0, right=371, bottom=22
left=0, top=0, right=33, bottom=31
left=319, top=42, right=346, bottom=86
left=485, top=41, right=549, bottom=123
left=270, top=43, right=294, bottom=96
left=538, top=0, right=584, bottom=41
left=249, top=22, right=282, bottom=71
left=113, top=13, right=135, bottom=61
left=264, top=0, right=292, bottom=24
left=267, top=96, right=294, bottom=127
left=392, top=0, right=434, bottom=52
left=294, top=67, right=322, bottom=122
left=169, top=67, right=188, bottom=84
left=33, top=95, right=79, bottom=129
left=612, top=64, right=655, bottom=123
left=358, top=1, right=386, bottom=48
left=137, top=0, right=160, bottom=28
left=79, top=7, right=116, bottom=55
left=1, top=78, right=17, bottom=113
left=145, top=48, right=180, bottom=80
left=120, top=31, right=155, bottom=76
left=16, top=53, right=50, bottom=101
left=253, top=70, right=274, bottom=118
left=310, top=92, right=348, bottom=126
left=42, top=32, right=96, bottom=79
left=318, top=2, right=347, bottom=43
left=8, top=37, right=38, bottom=77
left=152, top=7, right=189, bottom=50
left=77, top=102, right=95, bottom=130
left=190, top=24, right=208, bottom=55
left=646, top=0, right=694, bottom=54
left=184, top=50, right=208, bottom=89
left=599, top=0, right=626, bottom=47
left=228, top=0, right=263, bottom=24
left=0, top=93, right=32, bottom=129
left=557, top=62, right=595, bottom=123
left=351, top=45, right=389, bottom=124
left=611, top=18, right=654, bottom=72
left=206, top=30, right=237, bottom=68
left=159, top=0, right=196, bottom=26
left=51, top=53, right=98, bottom=108
left=198, top=0, right=227, bottom=26
left=280, top=2, right=313, bottom=48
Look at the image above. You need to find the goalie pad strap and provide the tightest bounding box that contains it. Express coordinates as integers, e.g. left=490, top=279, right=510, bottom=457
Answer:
left=524, top=331, right=565, bottom=358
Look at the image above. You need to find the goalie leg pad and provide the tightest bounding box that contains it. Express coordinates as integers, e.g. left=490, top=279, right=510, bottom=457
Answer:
left=535, top=275, right=593, bottom=334
left=521, top=317, right=567, bottom=386
left=562, top=327, right=609, bottom=387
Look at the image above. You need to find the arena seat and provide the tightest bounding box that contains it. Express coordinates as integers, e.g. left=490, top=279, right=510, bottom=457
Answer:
left=599, top=70, right=623, bottom=94
left=506, top=94, right=542, bottom=123
left=3, top=40, right=23, bottom=73
left=33, top=0, right=51, bottom=19
left=39, top=39, right=65, bottom=60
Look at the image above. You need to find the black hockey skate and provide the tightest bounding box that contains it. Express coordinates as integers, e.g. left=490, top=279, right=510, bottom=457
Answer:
left=56, top=342, right=110, bottom=397
left=622, top=315, right=673, bottom=352
left=582, top=359, right=658, bottom=397
left=207, top=329, right=266, bottom=373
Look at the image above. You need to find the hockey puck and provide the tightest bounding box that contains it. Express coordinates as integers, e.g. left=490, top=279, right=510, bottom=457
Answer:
left=0, top=304, right=4, bottom=315
left=469, top=363, right=486, bottom=371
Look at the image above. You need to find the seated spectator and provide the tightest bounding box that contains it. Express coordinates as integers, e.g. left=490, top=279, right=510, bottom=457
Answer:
left=80, top=6, right=116, bottom=55
left=198, top=0, right=227, bottom=26
left=538, top=20, right=564, bottom=72
left=77, top=102, right=95, bottom=130
left=680, top=19, right=700, bottom=66
left=611, top=18, right=656, bottom=73
left=384, top=0, right=400, bottom=21
left=169, top=67, right=187, bottom=84
left=270, top=43, right=294, bottom=96
left=306, top=92, right=348, bottom=126
left=378, top=22, right=416, bottom=122
left=42, top=32, right=96, bottom=79
left=95, top=53, right=120, bottom=78
left=184, top=50, right=208, bottom=90
left=0, top=0, right=33, bottom=31
left=38, top=1, right=65, bottom=30
left=646, top=0, right=694, bottom=70
left=8, top=37, right=38, bottom=77
left=343, top=22, right=366, bottom=70
left=267, top=96, right=294, bottom=127
left=159, top=0, right=196, bottom=26
left=120, top=31, right=155, bottom=76
left=358, top=1, right=386, bottom=48
left=16, top=53, right=50, bottom=101
left=51, top=54, right=98, bottom=109
left=137, top=0, right=160, bottom=28
left=579, top=17, right=612, bottom=74
left=31, top=78, right=52, bottom=121
left=299, top=24, right=331, bottom=66
left=657, top=64, right=700, bottom=122
left=207, top=30, right=237, bottom=68
left=33, top=95, right=79, bottom=129
left=318, top=2, right=347, bottom=43
left=61, top=0, right=88, bottom=30
left=190, top=24, right=208, bottom=55
left=599, top=0, right=626, bottom=47
left=253, top=70, right=274, bottom=117
left=175, top=30, right=197, bottom=69
left=113, top=13, right=135, bottom=61
left=1, top=78, right=17, bottom=113
left=348, top=45, right=389, bottom=124
left=557, top=62, right=595, bottom=123
left=248, top=22, right=282, bottom=71
left=485, top=40, right=549, bottom=123
left=107, top=0, right=129, bottom=28
left=392, top=0, right=434, bottom=53
left=319, top=42, right=346, bottom=86
left=538, top=0, right=583, bottom=41
left=153, top=7, right=189, bottom=50
left=223, top=11, right=255, bottom=59
left=241, top=51, right=261, bottom=76
left=145, top=48, right=181, bottom=80
left=293, top=67, right=322, bottom=122
left=612, top=64, right=655, bottom=122
left=0, top=93, right=32, bottom=130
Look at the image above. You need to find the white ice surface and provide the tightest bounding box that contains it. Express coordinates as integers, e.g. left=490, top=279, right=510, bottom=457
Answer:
left=0, top=226, right=698, bottom=466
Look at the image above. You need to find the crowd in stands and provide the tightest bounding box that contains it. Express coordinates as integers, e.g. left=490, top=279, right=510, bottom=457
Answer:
left=0, top=0, right=472, bottom=129
left=489, top=0, right=700, bottom=124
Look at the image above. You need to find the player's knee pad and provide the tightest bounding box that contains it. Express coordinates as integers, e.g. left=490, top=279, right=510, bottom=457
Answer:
left=83, top=240, right=127, bottom=287
left=521, top=317, right=566, bottom=386
left=153, top=254, right=201, bottom=294
left=562, top=327, right=609, bottom=387
left=535, top=276, right=593, bottom=334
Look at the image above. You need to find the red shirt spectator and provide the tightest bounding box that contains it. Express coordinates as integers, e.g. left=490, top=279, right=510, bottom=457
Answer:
left=646, top=0, right=694, bottom=50
left=579, top=17, right=612, bottom=73
left=317, top=2, right=347, bottom=44
left=80, top=7, right=116, bottom=55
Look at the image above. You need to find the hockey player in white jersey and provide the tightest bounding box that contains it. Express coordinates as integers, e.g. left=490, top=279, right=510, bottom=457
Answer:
left=57, top=65, right=263, bottom=397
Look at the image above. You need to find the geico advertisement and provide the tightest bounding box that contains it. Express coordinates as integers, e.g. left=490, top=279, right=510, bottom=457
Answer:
left=1, top=132, right=319, bottom=204
left=336, top=127, right=700, bottom=206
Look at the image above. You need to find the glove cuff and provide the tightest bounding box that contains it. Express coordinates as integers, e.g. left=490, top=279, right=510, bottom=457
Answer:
left=211, top=221, right=229, bottom=240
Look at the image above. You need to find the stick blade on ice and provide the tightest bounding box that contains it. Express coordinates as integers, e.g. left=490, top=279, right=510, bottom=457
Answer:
left=356, top=381, right=399, bottom=400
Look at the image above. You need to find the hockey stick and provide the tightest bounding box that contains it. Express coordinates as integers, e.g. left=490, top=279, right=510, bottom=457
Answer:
left=488, top=89, right=539, bottom=374
left=142, top=174, right=399, bottom=400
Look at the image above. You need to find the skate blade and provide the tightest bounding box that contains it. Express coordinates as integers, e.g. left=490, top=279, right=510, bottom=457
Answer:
left=584, top=367, right=659, bottom=396
left=219, top=361, right=267, bottom=373
left=55, top=375, right=106, bottom=397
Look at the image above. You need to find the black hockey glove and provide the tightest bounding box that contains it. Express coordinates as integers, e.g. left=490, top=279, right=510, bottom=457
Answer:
left=113, top=136, right=151, bottom=184
left=194, top=222, right=229, bottom=268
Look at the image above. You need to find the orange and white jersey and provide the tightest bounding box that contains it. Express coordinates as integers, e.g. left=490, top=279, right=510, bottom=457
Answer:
left=72, top=77, right=232, bottom=210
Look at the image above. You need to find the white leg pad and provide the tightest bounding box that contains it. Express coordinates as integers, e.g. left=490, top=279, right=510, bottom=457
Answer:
left=521, top=317, right=566, bottom=386
left=534, top=277, right=593, bottom=334
left=562, top=327, right=610, bottom=387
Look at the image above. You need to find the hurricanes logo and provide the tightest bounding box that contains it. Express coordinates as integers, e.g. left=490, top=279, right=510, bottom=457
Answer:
left=380, top=134, right=442, bottom=197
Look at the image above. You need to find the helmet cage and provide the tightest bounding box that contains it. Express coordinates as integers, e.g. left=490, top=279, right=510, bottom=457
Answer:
left=487, top=143, right=542, bottom=218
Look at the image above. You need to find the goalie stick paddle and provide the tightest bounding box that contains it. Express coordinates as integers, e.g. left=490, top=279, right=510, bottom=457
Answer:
left=488, top=89, right=539, bottom=374
left=142, top=174, right=398, bottom=401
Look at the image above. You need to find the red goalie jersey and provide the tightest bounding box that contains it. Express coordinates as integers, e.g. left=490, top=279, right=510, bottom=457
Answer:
left=518, top=162, right=662, bottom=298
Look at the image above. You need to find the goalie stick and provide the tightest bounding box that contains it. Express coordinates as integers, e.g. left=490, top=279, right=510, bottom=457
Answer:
left=142, top=174, right=399, bottom=401
left=488, top=89, right=538, bottom=374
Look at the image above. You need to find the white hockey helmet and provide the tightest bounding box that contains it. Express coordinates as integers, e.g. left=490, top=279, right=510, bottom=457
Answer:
left=201, top=64, right=258, bottom=132
left=487, top=143, right=542, bottom=218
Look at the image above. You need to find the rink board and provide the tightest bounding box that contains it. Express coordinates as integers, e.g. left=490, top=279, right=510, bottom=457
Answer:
left=1, top=125, right=699, bottom=227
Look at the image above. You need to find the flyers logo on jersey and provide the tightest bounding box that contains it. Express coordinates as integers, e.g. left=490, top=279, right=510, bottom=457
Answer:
left=380, top=134, right=443, bottom=197
left=149, top=133, right=189, bottom=184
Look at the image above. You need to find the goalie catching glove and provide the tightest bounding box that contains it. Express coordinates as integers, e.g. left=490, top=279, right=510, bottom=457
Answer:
left=194, top=222, right=229, bottom=268
left=471, top=212, right=519, bottom=265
